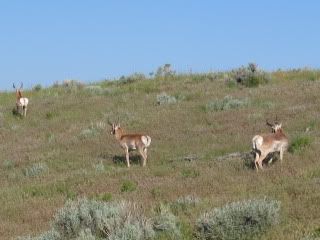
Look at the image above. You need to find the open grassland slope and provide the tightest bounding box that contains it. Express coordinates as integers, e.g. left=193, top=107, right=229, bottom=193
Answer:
left=1, top=69, right=320, bottom=239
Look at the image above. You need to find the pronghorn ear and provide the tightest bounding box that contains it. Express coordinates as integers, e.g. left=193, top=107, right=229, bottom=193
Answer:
left=13, top=83, right=16, bottom=89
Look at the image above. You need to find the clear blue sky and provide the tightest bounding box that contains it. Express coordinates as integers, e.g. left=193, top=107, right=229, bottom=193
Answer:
left=1, top=1, right=319, bottom=90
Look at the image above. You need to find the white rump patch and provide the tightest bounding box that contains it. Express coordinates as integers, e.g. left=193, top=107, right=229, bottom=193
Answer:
left=19, top=98, right=29, bottom=106
left=252, top=135, right=263, bottom=149
left=141, top=135, right=151, bottom=147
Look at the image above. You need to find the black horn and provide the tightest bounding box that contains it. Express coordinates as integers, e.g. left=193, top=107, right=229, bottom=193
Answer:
left=266, top=119, right=273, bottom=127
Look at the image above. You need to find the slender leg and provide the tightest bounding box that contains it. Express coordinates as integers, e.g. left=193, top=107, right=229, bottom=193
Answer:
left=280, top=148, right=284, bottom=164
left=139, top=148, right=147, bottom=167
left=144, top=148, right=148, bottom=158
left=125, top=147, right=130, bottom=167
left=254, top=153, right=260, bottom=171
left=258, top=154, right=267, bottom=170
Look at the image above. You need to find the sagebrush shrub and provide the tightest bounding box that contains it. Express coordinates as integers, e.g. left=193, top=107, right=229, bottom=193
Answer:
left=301, top=227, right=320, bottom=240
left=79, top=128, right=98, bottom=139
left=153, top=204, right=181, bottom=238
left=33, top=84, right=42, bottom=91
left=301, top=235, right=320, bottom=240
left=23, top=163, right=49, bottom=177
left=228, top=63, right=271, bottom=87
left=84, top=85, right=110, bottom=96
left=204, top=96, right=248, bottom=112
left=17, top=230, right=60, bottom=240
left=76, top=229, right=96, bottom=240
left=155, top=64, right=175, bottom=78
left=3, top=160, right=14, bottom=170
left=93, top=161, right=105, bottom=172
left=171, top=195, right=201, bottom=214
left=156, top=92, right=177, bottom=105
left=53, top=199, right=154, bottom=240
left=79, top=122, right=105, bottom=139
left=118, top=73, right=146, bottom=84
left=51, top=79, right=84, bottom=93
left=108, top=219, right=154, bottom=240
left=196, top=198, right=281, bottom=240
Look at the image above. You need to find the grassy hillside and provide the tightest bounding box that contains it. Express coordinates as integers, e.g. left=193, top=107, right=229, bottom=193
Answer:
left=1, top=67, right=320, bottom=239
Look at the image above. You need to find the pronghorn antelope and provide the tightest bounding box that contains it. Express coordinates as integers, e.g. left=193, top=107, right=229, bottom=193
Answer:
left=13, top=83, right=29, bottom=117
left=252, top=120, right=289, bottom=170
left=109, top=122, right=152, bottom=167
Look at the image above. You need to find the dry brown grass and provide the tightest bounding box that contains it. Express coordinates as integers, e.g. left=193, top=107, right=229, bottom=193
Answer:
left=0, top=71, right=320, bottom=239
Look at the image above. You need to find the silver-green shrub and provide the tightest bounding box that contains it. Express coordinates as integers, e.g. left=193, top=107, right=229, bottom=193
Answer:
left=17, top=230, right=60, bottom=240
left=118, top=72, right=146, bottom=84
left=196, top=198, right=281, bottom=240
left=53, top=199, right=154, bottom=240
left=93, top=161, right=105, bottom=172
left=84, top=85, right=105, bottom=95
left=23, top=163, right=49, bottom=177
left=79, top=127, right=99, bottom=139
left=33, top=84, right=42, bottom=91
left=171, top=195, right=201, bottom=213
left=228, top=63, right=271, bottom=87
left=301, top=235, right=320, bottom=240
left=153, top=204, right=181, bottom=238
left=205, top=96, right=248, bottom=112
left=170, top=195, right=201, bottom=216
left=3, top=160, right=14, bottom=170
left=108, top=217, right=154, bottom=240
left=79, top=122, right=105, bottom=139
left=75, top=229, right=96, bottom=240
left=156, top=92, right=177, bottom=105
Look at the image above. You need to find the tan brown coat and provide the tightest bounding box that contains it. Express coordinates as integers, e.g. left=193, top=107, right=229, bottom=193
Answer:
left=111, top=123, right=151, bottom=167
left=252, top=124, right=288, bottom=170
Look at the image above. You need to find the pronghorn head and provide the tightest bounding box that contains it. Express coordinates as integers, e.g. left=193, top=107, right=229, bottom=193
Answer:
left=266, top=119, right=282, bottom=133
left=108, top=120, right=121, bottom=135
left=13, top=82, right=23, bottom=99
left=110, top=123, right=121, bottom=135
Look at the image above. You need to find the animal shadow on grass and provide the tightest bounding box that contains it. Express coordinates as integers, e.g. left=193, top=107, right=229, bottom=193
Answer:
left=12, top=107, right=22, bottom=118
left=245, top=151, right=280, bottom=170
left=98, top=152, right=143, bottom=167
left=112, top=154, right=142, bottom=166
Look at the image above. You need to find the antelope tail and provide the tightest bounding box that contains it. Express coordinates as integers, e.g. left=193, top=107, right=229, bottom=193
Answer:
left=252, top=136, right=262, bottom=157
left=141, top=135, right=152, bottom=147
left=253, top=141, right=261, bottom=157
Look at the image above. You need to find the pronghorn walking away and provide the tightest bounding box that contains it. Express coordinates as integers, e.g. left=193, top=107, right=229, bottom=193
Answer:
left=109, top=122, right=151, bottom=167
left=13, top=83, right=29, bottom=117
left=252, top=120, right=289, bottom=171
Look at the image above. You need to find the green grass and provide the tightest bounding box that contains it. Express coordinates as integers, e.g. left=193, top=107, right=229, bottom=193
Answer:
left=288, top=135, right=311, bottom=153
left=1, top=69, right=320, bottom=239
left=120, top=180, right=137, bottom=193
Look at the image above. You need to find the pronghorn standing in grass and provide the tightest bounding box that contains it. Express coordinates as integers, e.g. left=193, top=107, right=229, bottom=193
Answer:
left=109, top=122, right=152, bottom=167
left=252, top=120, right=289, bottom=170
left=13, top=83, right=29, bottom=117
